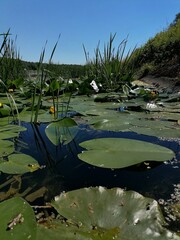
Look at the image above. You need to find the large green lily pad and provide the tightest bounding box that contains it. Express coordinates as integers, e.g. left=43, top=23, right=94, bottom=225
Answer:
left=78, top=138, right=175, bottom=168
left=45, top=117, right=78, bottom=145
left=37, top=220, right=105, bottom=240
left=0, top=197, right=37, bottom=240
left=50, top=187, right=180, bottom=240
left=0, top=153, right=40, bottom=174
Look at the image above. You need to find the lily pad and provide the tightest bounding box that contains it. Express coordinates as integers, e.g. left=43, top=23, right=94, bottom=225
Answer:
left=51, top=187, right=180, bottom=240
left=0, top=197, right=37, bottom=240
left=0, top=140, right=14, bottom=159
left=45, top=117, right=78, bottom=145
left=0, top=153, right=40, bottom=174
left=37, top=220, right=101, bottom=240
left=78, top=138, right=175, bottom=168
left=0, top=124, right=27, bottom=140
left=0, top=104, right=11, bottom=117
left=130, top=126, right=180, bottom=139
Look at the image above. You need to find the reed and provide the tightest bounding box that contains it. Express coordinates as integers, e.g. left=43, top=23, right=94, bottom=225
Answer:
left=0, top=30, right=24, bottom=88
left=84, top=33, right=136, bottom=92
left=0, top=30, right=21, bottom=124
left=31, top=35, right=60, bottom=123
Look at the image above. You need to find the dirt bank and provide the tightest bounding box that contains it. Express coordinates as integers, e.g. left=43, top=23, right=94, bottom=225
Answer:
left=141, top=75, right=180, bottom=93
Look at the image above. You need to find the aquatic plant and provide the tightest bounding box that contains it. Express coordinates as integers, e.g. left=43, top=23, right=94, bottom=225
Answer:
left=78, top=138, right=175, bottom=168
left=31, top=35, right=60, bottom=123
left=45, top=117, right=78, bottom=145
left=0, top=188, right=179, bottom=239
left=83, top=33, right=137, bottom=92
left=50, top=187, right=180, bottom=240
left=0, top=30, right=25, bottom=88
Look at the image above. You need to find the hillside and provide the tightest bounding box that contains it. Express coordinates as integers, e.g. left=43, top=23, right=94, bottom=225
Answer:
left=132, top=13, right=180, bottom=81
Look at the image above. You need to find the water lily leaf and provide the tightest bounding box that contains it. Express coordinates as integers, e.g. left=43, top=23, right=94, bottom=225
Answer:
left=0, top=197, right=37, bottom=240
left=0, top=117, right=10, bottom=126
left=151, top=112, right=180, bottom=121
left=45, top=117, right=78, bottom=145
left=51, top=187, right=179, bottom=240
left=131, top=118, right=175, bottom=129
left=130, top=126, right=180, bottom=139
left=0, top=140, right=14, bottom=158
left=78, top=138, right=175, bottom=168
left=0, top=153, right=40, bottom=174
left=0, top=124, right=27, bottom=140
left=0, top=105, right=11, bottom=117
left=0, top=124, right=26, bottom=133
left=37, top=219, right=106, bottom=240
left=19, top=109, right=52, bottom=122
left=92, top=116, right=131, bottom=132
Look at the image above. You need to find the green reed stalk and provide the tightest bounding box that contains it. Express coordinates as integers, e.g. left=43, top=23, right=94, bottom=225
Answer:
left=0, top=31, right=24, bottom=87
left=32, top=35, right=60, bottom=123
left=84, top=33, right=137, bottom=92
left=0, top=79, right=20, bottom=124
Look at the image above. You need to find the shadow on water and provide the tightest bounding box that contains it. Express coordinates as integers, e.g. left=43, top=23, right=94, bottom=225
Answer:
left=11, top=122, right=180, bottom=204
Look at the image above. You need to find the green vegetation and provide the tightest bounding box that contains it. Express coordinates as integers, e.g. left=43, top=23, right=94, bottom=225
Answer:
left=83, top=33, right=136, bottom=92
left=0, top=13, right=180, bottom=240
left=0, top=30, right=25, bottom=88
left=132, top=13, right=180, bottom=78
left=78, top=138, right=175, bottom=168
left=1, top=189, right=179, bottom=240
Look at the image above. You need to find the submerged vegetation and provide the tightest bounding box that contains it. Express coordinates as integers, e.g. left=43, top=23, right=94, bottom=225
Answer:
left=0, top=13, right=180, bottom=239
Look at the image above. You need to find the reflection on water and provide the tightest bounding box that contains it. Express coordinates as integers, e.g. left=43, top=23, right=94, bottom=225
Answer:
left=9, top=121, right=179, bottom=204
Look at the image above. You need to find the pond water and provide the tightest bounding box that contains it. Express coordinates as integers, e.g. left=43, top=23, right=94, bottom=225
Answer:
left=9, top=121, right=180, bottom=205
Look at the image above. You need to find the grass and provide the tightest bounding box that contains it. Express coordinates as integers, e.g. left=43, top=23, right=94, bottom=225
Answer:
left=83, top=33, right=136, bottom=92
left=31, top=35, right=61, bottom=123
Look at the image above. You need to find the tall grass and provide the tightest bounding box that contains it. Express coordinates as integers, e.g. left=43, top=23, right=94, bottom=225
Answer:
left=31, top=35, right=60, bottom=123
left=0, top=30, right=24, bottom=87
left=0, top=30, right=20, bottom=124
left=83, top=33, right=136, bottom=92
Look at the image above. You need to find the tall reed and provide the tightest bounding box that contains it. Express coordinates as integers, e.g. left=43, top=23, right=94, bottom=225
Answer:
left=0, top=30, right=24, bottom=87
left=83, top=33, right=136, bottom=92
left=0, top=30, right=20, bottom=124
left=31, top=35, right=60, bottom=123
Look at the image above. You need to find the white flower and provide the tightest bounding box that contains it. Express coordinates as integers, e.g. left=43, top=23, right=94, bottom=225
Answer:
left=90, top=80, right=99, bottom=92
left=146, top=103, right=157, bottom=109
left=68, top=79, right=73, bottom=84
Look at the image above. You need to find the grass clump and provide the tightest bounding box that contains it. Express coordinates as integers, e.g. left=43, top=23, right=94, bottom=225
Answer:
left=0, top=30, right=25, bottom=90
left=83, top=33, right=137, bottom=92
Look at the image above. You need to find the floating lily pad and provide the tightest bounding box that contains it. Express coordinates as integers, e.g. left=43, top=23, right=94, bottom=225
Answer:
left=19, top=109, right=52, bottom=122
left=0, top=153, right=40, bottom=174
left=45, top=117, right=78, bottom=145
left=0, top=104, right=11, bottom=117
left=0, top=140, right=14, bottom=159
left=0, top=117, right=11, bottom=126
left=91, top=115, right=131, bottom=132
left=0, top=197, right=37, bottom=240
left=50, top=187, right=180, bottom=240
left=130, top=126, right=180, bottom=139
left=37, top=220, right=99, bottom=240
left=78, top=138, right=175, bottom=168
left=0, top=124, right=27, bottom=140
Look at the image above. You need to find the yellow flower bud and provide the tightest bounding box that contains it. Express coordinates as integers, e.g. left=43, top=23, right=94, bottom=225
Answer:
left=8, top=89, right=14, bottom=93
left=49, top=106, right=55, bottom=114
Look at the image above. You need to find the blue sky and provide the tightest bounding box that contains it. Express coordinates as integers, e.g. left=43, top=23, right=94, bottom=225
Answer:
left=1, top=0, right=180, bottom=64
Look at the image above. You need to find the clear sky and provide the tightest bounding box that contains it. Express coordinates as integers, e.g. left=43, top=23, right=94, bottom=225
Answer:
left=1, top=0, right=180, bottom=65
